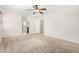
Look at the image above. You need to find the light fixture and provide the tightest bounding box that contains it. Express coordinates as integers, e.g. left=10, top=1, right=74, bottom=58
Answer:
left=34, top=9, right=39, bottom=13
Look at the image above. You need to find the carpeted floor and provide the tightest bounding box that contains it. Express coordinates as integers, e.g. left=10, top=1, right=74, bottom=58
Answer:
left=0, top=34, right=79, bottom=53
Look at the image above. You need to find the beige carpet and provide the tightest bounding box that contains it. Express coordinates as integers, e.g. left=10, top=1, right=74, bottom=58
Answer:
left=0, top=34, right=79, bottom=53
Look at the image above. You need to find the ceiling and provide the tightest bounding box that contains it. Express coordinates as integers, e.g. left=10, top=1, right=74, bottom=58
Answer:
left=0, top=5, right=54, bottom=14
left=0, top=5, right=79, bottom=15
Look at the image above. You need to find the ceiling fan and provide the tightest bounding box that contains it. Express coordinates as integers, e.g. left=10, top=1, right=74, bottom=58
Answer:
left=27, top=5, right=47, bottom=14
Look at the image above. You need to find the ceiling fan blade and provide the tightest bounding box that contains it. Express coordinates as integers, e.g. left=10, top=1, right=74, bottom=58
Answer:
left=39, top=8, right=47, bottom=10
left=32, top=5, right=39, bottom=9
left=33, top=12, right=36, bottom=14
left=39, top=11, right=43, bottom=14
left=32, top=6, right=35, bottom=9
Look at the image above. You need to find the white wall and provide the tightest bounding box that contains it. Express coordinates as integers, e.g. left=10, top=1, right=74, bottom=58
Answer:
left=2, top=10, right=22, bottom=37
left=1, top=9, right=43, bottom=37
left=44, top=6, right=79, bottom=43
